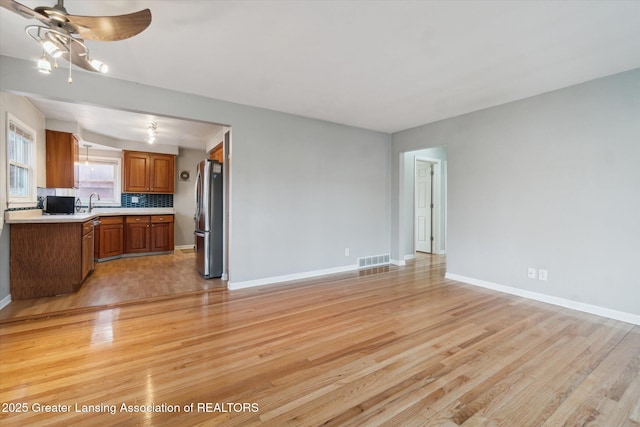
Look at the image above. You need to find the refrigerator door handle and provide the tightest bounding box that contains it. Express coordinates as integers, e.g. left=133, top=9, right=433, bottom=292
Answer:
left=194, top=231, right=207, bottom=237
left=194, top=166, right=202, bottom=221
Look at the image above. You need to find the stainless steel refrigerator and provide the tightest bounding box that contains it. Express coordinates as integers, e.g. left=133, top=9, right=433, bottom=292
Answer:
left=194, top=160, right=223, bottom=278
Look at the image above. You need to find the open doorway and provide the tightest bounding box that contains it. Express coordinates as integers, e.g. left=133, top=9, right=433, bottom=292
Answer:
left=415, top=158, right=441, bottom=254
left=401, top=147, right=447, bottom=260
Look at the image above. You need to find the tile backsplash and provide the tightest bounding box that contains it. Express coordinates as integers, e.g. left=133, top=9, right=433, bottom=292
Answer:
left=22, top=188, right=174, bottom=210
left=121, top=193, right=173, bottom=208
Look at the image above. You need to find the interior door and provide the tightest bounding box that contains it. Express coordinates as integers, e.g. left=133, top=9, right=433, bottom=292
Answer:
left=415, top=160, right=433, bottom=253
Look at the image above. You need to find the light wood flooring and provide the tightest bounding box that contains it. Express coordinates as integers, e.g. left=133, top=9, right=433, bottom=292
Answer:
left=0, top=250, right=225, bottom=322
left=0, top=254, right=639, bottom=426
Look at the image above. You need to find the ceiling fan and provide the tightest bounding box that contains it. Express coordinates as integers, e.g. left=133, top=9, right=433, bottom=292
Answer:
left=0, top=0, right=151, bottom=81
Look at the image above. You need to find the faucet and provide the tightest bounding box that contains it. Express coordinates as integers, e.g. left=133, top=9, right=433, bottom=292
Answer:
left=89, top=193, right=100, bottom=213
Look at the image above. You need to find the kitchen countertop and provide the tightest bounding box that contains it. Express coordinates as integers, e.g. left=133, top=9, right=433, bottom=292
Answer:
left=4, top=208, right=176, bottom=224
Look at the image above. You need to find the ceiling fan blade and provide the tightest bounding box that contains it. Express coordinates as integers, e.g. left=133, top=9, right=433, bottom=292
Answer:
left=67, top=9, right=151, bottom=41
left=0, top=0, right=50, bottom=23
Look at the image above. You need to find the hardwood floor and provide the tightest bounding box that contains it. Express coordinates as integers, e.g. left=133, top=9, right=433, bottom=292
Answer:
left=0, top=254, right=638, bottom=426
left=0, top=250, right=225, bottom=322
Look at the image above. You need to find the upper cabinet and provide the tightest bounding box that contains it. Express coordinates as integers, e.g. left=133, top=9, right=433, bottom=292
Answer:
left=209, top=143, right=223, bottom=163
left=46, top=130, right=79, bottom=188
left=122, top=150, right=175, bottom=193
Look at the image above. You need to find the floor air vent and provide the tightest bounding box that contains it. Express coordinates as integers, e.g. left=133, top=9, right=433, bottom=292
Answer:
left=358, top=254, right=390, bottom=269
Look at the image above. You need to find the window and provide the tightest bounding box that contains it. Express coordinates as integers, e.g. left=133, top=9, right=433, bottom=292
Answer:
left=77, top=156, right=121, bottom=206
left=7, top=114, right=36, bottom=207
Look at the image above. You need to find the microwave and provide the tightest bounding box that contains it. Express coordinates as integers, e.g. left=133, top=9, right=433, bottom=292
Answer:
left=45, top=196, right=76, bottom=215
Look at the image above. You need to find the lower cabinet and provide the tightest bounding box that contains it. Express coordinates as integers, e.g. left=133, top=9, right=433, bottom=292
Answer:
left=125, top=216, right=151, bottom=254
left=81, top=220, right=95, bottom=280
left=9, top=220, right=95, bottom=300
left=150, top=215, right=174, bottom=252
left=95, top=216, right=124, bottom=260
left=121, top=214, right=174, bottom=255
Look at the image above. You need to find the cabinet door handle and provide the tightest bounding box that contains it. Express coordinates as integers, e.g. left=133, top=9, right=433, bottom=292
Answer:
left=136, top=218, right=140, bottom=221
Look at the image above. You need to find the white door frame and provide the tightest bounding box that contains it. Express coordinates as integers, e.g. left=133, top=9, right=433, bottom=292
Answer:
left=414, top=156, right=443, bottom=255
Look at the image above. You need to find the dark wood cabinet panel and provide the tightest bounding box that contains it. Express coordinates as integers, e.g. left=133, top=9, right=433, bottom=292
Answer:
left=125, top=216, right=151, bottom=253
left=81, top=230, right=94, bottom=280
left=10, top=220, right=93, bottom=300
left=123, top=151, right=151, bottom=193
left=209, top=143, right=223, bottom=163
left=149, top=155, right=175, bottom=193
left=46, top=130, right=79, bottom=189
left=150, top=215, right=174, bottom=252
left=96, top=216, right=124, bottom=259
left=123, top=151, right=175, bottom=193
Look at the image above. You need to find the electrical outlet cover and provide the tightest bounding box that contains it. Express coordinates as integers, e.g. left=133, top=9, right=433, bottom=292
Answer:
left=539, top=269, right=548, bottom=281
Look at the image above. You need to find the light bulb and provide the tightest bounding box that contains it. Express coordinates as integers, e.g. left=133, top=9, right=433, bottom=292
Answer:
left=37, top=53, right=51, bottom=74
left=42, top=40, right=62, bottom=58
left=89, top=59, right=108, bottom=73
left=147, top=136, right=155, bottom=144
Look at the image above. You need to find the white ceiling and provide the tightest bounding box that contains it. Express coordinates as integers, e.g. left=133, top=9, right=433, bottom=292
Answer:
left=1, top=0, right=639, bottom=141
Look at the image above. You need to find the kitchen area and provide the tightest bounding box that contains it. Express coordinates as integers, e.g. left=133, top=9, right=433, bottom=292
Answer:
left=0, top=92, right=229, bottom=320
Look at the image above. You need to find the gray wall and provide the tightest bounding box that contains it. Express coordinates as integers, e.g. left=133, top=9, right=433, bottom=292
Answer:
left=0, top=56, right=391, bottom=293
left=174, top=148, right=207, bottom=247
left=392, top=68, right=640, bottom=316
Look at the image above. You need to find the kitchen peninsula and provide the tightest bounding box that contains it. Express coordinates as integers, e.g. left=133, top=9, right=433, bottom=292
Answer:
left=5, top=207, right=175, bottom=300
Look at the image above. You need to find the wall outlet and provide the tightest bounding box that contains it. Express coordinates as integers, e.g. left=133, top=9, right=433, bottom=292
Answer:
left=539, top=269, right=548, bottom=281
left=344, top=248, right=350, bottom=256
left=527, top=267, right=537, bottom=279
left=132, top=196, right=139, bottom=203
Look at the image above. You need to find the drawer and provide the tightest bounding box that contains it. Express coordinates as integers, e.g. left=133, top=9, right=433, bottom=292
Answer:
left=82, top=220, right=94, bottom=235
left=151, top=215, right=174, bottom=223
left=99, top=216, right=123, bottom=226
left=125, top=215, right=150, bottom=224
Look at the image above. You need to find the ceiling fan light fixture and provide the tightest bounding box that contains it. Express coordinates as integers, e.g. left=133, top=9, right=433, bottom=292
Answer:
left=10, top=1, right=152, bottom=82
left=37, top=52, right=52, bottom=74
left=42, top=40, right=62, bottom=58
left=89, top=58, right=108, bottom=73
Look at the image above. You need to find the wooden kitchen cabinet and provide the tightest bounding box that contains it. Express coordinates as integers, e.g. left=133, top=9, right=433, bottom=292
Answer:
left=10, top=220, right=94, bottom=300
left=123, top=151, right=175, bottom=193
left=81, top=220, right=95, bottom=280
left=95, top=216, right=124, bottom=260
left=46, top=129, right=79, bottom=188
left=124, top=216, right=151, bottom=253
left=209, top=143, right=224, bottom=163
left=150, top=215, right=174, bottom=252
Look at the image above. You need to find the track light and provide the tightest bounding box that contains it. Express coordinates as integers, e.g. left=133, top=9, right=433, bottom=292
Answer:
left=147, top=121, right=157, bottom=144
left=37, top=51, right=52, bottom=74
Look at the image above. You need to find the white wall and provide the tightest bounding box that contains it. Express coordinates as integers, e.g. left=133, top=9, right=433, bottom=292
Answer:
left=392, top=68, right=640, bottom=319
left=0, top=55, right=391, bottom=293
left=402, top=147, right=447, bottom=257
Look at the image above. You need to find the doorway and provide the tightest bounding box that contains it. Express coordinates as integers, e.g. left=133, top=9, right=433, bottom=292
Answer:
left=414, top=157, right=442, bottom=254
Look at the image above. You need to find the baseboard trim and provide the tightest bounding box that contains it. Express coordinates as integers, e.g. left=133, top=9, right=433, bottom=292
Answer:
left=228, top=264, right=358, bottom=290
left=175, top=244, right=195, bottom=250
left=390, top=259, right=406, bottom=266
left=404, top=254, right=416, bottom=261
left=445, top=273, right=640, bottom=326
left=0, top=294, right=12, bottom=311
